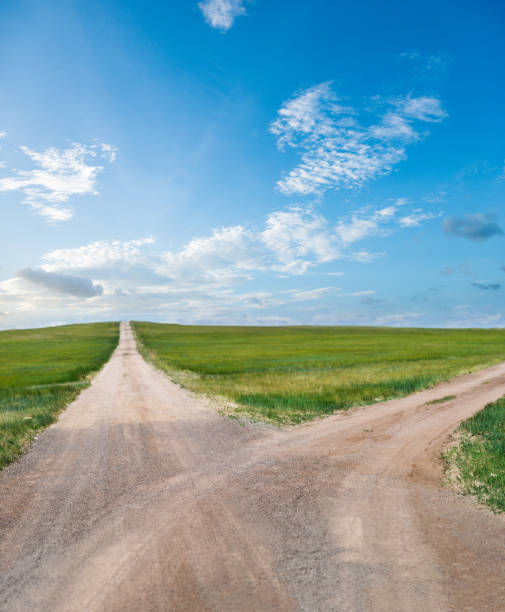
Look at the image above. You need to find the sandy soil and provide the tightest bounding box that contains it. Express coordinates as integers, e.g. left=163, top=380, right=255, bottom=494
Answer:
left=1, top=321, right=505, bottom=611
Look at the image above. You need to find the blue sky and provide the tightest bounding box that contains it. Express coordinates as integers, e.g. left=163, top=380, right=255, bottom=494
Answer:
left=0, top=0, right=504, bottom=328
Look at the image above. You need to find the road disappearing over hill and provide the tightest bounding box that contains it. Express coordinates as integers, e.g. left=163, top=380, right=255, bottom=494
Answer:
left=1, top=322, right=505, bottom=611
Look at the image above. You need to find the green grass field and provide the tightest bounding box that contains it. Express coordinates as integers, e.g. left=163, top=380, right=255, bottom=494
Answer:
left=444, top=397, right=505, bottom=513
left=132, top=322, right=505, bottom=424
left=0, top=322, right=119, bottom=469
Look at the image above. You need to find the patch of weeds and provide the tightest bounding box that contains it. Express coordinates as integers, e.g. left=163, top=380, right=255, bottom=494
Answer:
left=427, top=395, right=456, bottom=405
left=443, top=397, right=505, bottom=513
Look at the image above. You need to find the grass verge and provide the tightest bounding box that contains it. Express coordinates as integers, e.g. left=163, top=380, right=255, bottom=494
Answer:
left=132, top=322, right=505, bottom=424
left=444, top=397, right=505, bottom=513
left=0, top=322, right=119, bottom=469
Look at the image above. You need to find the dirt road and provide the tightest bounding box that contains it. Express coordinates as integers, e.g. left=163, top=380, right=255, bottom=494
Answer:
left=1, top=322, right=505, bottom=611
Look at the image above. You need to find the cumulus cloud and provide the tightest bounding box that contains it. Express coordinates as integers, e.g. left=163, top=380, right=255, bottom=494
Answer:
left=270, top=82, right=447, bottom=195
left=42, top=237, right=154, bottom=272
left=0, top=141, right=116, bottom=222
left=18, top=268, right=103, bottom=297
left=158, top=226, right=265, bottom=284
left=41, top=206, right=426, bottom=285
left=0, top=202, right=438, bottom=327
left=472, top=281, right=501, bottom=291
left=43, top=203, right=434, bottom=284
left=42, top=206, right=403, bottom=282
left=262, top=207, right=339, bottom=274
left=443, top=214, right=503, bottom=242
left=199, top=0, right=246, bottom=30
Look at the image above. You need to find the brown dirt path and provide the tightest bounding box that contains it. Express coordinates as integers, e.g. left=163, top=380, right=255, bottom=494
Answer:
left=1, top=321, right=505, bottom=611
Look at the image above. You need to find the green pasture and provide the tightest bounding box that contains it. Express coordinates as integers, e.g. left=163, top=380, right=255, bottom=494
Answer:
left=132, top=322, right=505, bottom=424
left=0, top=322, right=119, bottom=468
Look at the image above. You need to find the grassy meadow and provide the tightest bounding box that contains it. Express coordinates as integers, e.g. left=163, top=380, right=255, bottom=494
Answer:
left=0, top=322, right=119, bottom=469
left=132, top=322, right=505, bottom=424
left=445, top=397, right=505, bottom=513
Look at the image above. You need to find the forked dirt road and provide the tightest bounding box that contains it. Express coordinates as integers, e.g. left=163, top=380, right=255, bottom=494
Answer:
left=1, top=322, right=505, bottom=611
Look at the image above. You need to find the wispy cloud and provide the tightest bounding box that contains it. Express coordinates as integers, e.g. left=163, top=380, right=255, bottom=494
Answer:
left=335, top=205, right=396, bottom=246
left=423, top=191, right=446, bottom=203
left=289, top=287, right=338, bottom=301
left=399, top=209, right=441, bottom=227
left=18, top=268, right=103, bottom=297
left=399, top=50, right=453, bottom=76
left=443, top=213, right=503, bottom=242
left=270, top=82, right=447, bottom=195
left=0, top=141, right=117, bottom=222
left=394, top=95, right=447, bottom=122
left=199, top=0, right=246, bottom=30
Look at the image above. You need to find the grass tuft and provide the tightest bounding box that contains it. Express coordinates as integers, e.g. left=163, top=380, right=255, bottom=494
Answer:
left=427, top=395, right=456, bottom=405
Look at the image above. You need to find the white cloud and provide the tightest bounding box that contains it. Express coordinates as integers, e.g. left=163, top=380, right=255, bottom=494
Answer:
left=269, top=82, right=344, bottom=148
left=289, top=287, right=337, bottom=301
left=99, top=142, right=118, bottom=162
left=270, top=82, right=447, bottom=196
left=335, top=217, right=379, bottom=246
left=42, top=237, right=154, bottom=272
left=288, top=287, right=376, bottom=301
left=199, top=0, right=246, bottom=30
left=398, top=209, right=441, bottom=227
left=350, top=250, right=384, bottom=263
left=42, top=203, right=435, bottom=284
left=261, top=207, right=339, bottom=274
left=335, top=203, right=407, bottom=246
left=370, top=112, right=418, bottom=141
left=0, top=202, right=439, bottom=327
left=394, top=95, right=447, bottom=122
left=158, top=226, right=266, bottom=284
left=0, top=141, right=116, bottom=222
